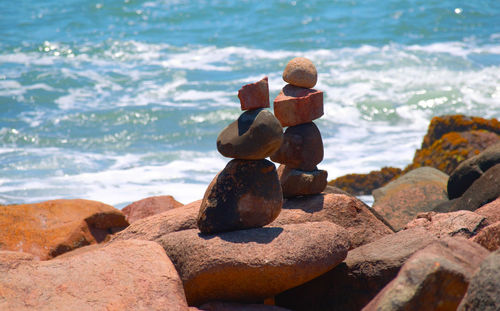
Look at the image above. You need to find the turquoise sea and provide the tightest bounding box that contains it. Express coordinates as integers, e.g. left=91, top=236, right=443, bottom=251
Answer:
left=1, top=0, right=500, bottom=207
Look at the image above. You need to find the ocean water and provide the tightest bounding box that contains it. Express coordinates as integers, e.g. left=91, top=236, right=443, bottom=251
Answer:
left=1, top=0, right=499, bottom=207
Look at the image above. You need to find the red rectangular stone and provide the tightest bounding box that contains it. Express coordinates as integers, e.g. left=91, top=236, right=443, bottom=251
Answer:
left=238, top=76, right=270, bottom=111
left=273, top=84, right=323, bottom=127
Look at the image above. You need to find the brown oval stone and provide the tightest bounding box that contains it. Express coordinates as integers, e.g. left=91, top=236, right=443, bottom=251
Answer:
left=282, top=57, right=318, bottom=88
left=217, top=108, right=283, bottom=160
left=197, top=159, right=283, bottom=234
left=122, top=195, right=183, bottom=224
left=270, top=122, right=323, bottom=171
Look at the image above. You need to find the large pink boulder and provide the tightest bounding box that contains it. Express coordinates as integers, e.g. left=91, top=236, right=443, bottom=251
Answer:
left=157, top=222, right=349, bottom=306
left=363, top=237, right=489, bottom=311
left=271, top=193, right=393, bottom=249
left=0, top=199, right=128, bottom=260
left=0, top=240, right=189, bottom=311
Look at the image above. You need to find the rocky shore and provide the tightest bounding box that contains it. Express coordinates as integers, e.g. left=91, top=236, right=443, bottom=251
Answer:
left=1, top=59, right=499, bottom=310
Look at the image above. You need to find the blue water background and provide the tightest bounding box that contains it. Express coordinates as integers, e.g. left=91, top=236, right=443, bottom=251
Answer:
left=1, top=0, right=499, bottom=206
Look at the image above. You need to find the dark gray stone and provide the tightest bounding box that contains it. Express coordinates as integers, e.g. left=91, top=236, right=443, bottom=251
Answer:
left=197, top=159, right=282, bottom=234
left=277, top=165, right=327, bottom=198
left=270, top=122, right=323, bottom=171
left=448, top=142, right=500, bottom=199
left=217, top=109, right=283, bottom=160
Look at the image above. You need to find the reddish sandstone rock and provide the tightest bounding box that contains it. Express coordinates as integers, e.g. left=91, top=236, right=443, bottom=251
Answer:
left=328, top=167, right=402, bottom=196
left=363, top=237, right=489, bottom=311
left=0, top=240, right=189, bottom=311
left=217, top=109, right=283, bottom=160
left=404, top=210, right=487, bottom=239
left=158, top=222, right=349, bottom=306
left=199, top=302, right=291, bottom=311
left=405, top=115, right=500, bottom=175
left=238, top=77, right=270, bottom=111
left=448, top=163, right=500, bottom=212
left=476, top=197, right=500, bottom=223
left=271, top=122, right=323, bottom=171
left=0, top=199, right=128, bottom=260
left=273, top=84, right=323, bottom=127
left=458, top=250, right=500, bottom=311
left=275, top=228, right=436, bottom=311
left=472, top=221, right=500, bottom=251
left=282, top=57, right=318, bottom=88
left=447, top=142, right=500, bottom=199
left=277, top=165, right=327, bottom=198
left=122, top=195, right=183, bottom=224
left=271, top=193, right=393, bottom=249
left=198, top=159, right=282, bottom=234
left=372, top=167, right=449, bottom=231
left=111, top=200, right=201, bottom=242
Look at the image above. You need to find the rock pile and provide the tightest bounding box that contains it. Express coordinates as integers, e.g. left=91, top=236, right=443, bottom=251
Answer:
left=197, top=77, right=284, bottom=234
left=271, top=57, right=328, bottom=197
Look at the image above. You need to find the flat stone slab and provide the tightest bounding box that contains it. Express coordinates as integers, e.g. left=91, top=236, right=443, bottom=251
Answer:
left=273, top=85, right=323, bottom=127
left=238, top=77, right=270, bottom=111
left=0, top=240, right=189, bottom=311
left=277, top=165, right=327, bottom=197
left=157, top=221, right=349, bottom=306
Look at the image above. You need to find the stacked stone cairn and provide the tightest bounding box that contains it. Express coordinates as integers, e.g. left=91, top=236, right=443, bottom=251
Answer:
left=271, top=57, right=328, bottom=197
left=197, top=77, right=285, bottom=234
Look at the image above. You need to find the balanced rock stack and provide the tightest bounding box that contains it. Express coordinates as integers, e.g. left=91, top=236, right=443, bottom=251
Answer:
left=197, top=77, right=284, bottom=234
left=271, top=57, right=328, bottom=197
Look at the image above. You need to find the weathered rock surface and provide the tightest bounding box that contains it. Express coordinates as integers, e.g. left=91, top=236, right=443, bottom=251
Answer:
left=277, top=165, right=327, bottom=198
left=282, top=57, right=318, bottom=88
left=472, top=221, right=500, bottom=251
left=111, top=200, right=200, bottom=242
left=0, top=199, right=128, bottom=260
left=372, top=167, right=449, bottom=231
left=158, top=222, right=349, bottom=306
left=217, top=108, right=283, bottom=160
left=198, top=302, right=291, bottom=311
left=270, top=122, right=323, bottom=171
left=0, top=240, right=189, bottom=311
left=448, top=163, right=500, bottom=212
left=122, top=195, right=183, bottom=224
left=238, top=77, right=270, bottom=111
left=404, top=210, right=487, bottom=239
left=271, top=193, right=393, bottom=249
left=363, top=237, right=489, bottom=311
left=273, top=84, right=323, bottom=127
left=405, top=115, right=500, bottom=175
left=198, top=159, right=282, bottom=234
left=475, top=197, right=500, bottom=223
left=457, top=249, right=500, bottom=311
left=275, top=228, right=436, bottom=311
left=448, top=142, right=500, bottom=199
left=328, top=167, right=402, bottom=196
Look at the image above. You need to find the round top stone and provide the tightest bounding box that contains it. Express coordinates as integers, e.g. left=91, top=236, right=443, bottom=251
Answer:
left=282, top=57, right=318, bottom=88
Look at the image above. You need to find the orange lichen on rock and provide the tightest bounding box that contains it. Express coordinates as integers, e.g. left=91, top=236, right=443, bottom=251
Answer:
left=405, top=115, right=500, bottom=175
left=327, top=167, right=402, bottom=195
left=0, top=199, right=129, bottom=260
